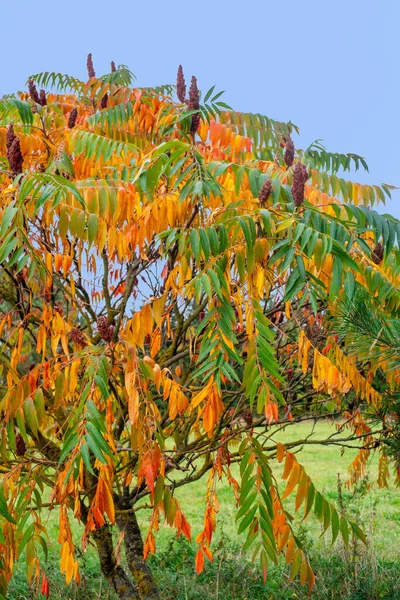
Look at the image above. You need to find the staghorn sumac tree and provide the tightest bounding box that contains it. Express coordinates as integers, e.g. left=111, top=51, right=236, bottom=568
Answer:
left=0, top=56, right=399, bottom=599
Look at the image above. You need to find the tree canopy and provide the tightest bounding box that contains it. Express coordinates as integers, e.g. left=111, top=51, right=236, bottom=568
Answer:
left=0, top=56, right=398, bottom=599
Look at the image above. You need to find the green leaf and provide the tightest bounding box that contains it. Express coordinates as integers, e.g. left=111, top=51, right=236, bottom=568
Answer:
left=341, top=517, right=349, bottom=546
left=86, top=422, right=111, bottom=457
left=94, top=375, right=110, bottom=401
left=87, top=214, right=98, bottom=245
left=80, top=442, right=96, bottom=475
left=0, top=486, right=16, bottom=524
left=315, top=490, right=324, bottom=520
left=332, top=240, right=360, bottom=272
left=200, top=273, right=212, bottom=299
left=330, top=256, right=342, bottom=299
left=237, top=504, right=258, bottom=535
left=59, top=432, right=79, bottom=463
left=208, top=227, right=220, bottom=256
left=33, top=389, right=45, bottom=423
left=279, top=247, right=296, bottom=273
left=7, top=98, right=34, bottom=126
left=331, top=507, right=340, bottom=545
left=0, top=228, right=18, bottom=264
left=242, top=530, right=258, bottom=553
left=203, top=85, right=216, bottom=103
left=190, top=229, right=200, bottom=262
left=350, top=521, right=367, bottom=546
left=0, top=203, right=18, bottom=237
left=86, top=399, right=107, bottom=433
left=24, top=397, right=38, bottom=439
left=85, top=433, right=107, bottom=464
left=199, top=228, right=211, bottom=261
left=239, top=475, right=257, bottom=506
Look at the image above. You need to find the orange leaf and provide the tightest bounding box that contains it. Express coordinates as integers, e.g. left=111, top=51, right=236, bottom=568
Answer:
left=295, top=472, right=308, bottom=511
left=195, top=548, right=204, bottom=574
left=276, top=442, right=285, bottom=463
left=102, top=480, right=115, bottom=524
left=300, top=552, right=308, bottom=586
left=285, top=536, right=296, bottom=564
left=307, top=565, right=315, bottom=594
left=282, top=452, right=294, bottom=480
left=282, top=460, right=301, bottom=499
left=202, top=545, right=213, bottom=562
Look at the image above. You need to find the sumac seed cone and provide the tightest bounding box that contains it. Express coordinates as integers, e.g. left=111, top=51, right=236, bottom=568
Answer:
left=16, top=433, right=27, bottom=456
left=6, top=124, right=16, bottom=152
left=111, top=61, right=116, bottom=72
left=284, top=138, right=295, bottom=167
left=8, top=137, right=24, bottom=176
left=100, top=93, right=108, bottom=109
left=68, top=108, right=78, bottom=129
left=39, top=89, right=47, bottom=106
left=242, top=406, right=253, bottom=427
left=28, top=79, right=41, bottom=104
left=292, top=162, right=308, bottom=207
left=176, top=65, right=186, bottom=103
left=97, top=315, right=114, bottom=342
left=188, top=76, right=200, bottom=134
left=271, top=311, right=284, bottom=325
left=258, top=178, right=272, bottom=205
left=69, top=328, right=87, bottom=347
left=371, top=242, right=384, bottom=265
left=87, top=53, right=96, bottom=78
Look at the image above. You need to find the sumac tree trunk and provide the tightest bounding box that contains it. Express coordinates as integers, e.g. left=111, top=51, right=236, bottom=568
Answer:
left=93, top=507, right=160, bottom=600
left=115, top=507, right=160, bottom=600
left=92, top=525, right=139, bottom=600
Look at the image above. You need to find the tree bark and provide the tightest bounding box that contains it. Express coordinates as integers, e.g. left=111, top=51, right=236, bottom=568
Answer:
left=92, top=524, right=139, bottom=600
left=115, top=507, right=160, bottom=600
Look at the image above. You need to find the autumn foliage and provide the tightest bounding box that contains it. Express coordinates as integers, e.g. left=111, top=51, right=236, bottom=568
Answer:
left=0, top=56, right=399, bottom=599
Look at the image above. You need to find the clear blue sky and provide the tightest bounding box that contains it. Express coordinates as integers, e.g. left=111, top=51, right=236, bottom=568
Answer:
left=2, top=0, right=399, bottom=213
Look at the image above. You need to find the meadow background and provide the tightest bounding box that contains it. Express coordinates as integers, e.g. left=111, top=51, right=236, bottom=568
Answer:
left=8, top=421, right=400, bottom=600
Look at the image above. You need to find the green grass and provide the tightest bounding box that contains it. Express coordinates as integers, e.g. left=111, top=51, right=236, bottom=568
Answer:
left=7, top=422, right=400, bottom=599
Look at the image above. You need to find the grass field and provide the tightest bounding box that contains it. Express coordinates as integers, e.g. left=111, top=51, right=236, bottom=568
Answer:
left=7, top=422, right=400, bottom=599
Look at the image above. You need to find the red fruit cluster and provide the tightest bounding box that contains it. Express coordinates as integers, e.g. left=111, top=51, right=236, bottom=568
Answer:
left=176, top=65, right=186, bottom=103
left=284, top=138, right=295, bottom=167
left=6, top=123, right=16, bottom=151
left=111, top=61, right=116, bottom=73
left=371, top=242, right=384, bottom=265
left=69, top=328, right=87, bottom=347
left=100, top=93, right=108, bottom=109
left=97, top=315, right=114, bottom=342
left=16, top=433, right=27, bottom=456
left=271, top=311, right=284, bottom=325
left=28, top=79, right=40, bottom=104
left=68, top=108, right=78, bottom=129
left=242, top=406, right=253, bottom=427
left=6, top=124, right=23, bottom=176
left=188, top=76, right=200, bottom=134
left=87, top=53, right=96, bottom=78
left=39, top=89, right=47, bottom=106
left=291, top=162, right=308, bottom=207
left=258, top=178, right=272, bottom=205
left=28, top=79, right=47, bottom=106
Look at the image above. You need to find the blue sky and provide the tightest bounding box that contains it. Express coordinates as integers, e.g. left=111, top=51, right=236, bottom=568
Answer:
left=2, top=0, right=399, bottom=213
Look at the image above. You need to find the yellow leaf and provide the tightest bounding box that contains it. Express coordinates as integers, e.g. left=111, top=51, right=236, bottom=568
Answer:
left=102, top=479, right=115, bottom=523
left=295, top=473, right=308, bottom=511
left=282, top=452, right=294, bottom=480
left=191, top=379, right=213, bottom=409
left=151, top=327, right=161, bottom=357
